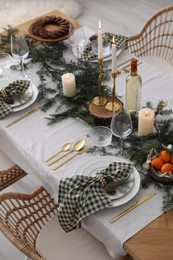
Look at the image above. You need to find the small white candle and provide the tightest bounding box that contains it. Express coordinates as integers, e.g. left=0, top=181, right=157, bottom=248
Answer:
left=111, top=36, right=117, bottom=73
left=61, top=73, right=76, bottom=97
left=98, top=20, right=103, bottom=59
left=138, top=108, right=155, bottom=136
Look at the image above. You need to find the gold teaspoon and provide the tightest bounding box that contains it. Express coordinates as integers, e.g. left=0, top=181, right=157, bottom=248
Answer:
left=44, top=143, right=71, bottom=163
left=53, top=145, right=89, bottom=171
left=47, top=139, right=85, bottom=166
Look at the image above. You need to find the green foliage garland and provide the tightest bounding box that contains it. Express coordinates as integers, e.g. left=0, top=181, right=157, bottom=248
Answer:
left=1, top=28, right=173, bottom=212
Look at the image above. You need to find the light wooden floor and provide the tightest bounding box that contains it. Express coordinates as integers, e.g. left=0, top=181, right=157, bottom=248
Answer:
left=77, top=0, right=173, bottom=36
left=0, top=1, right=173, bottom=259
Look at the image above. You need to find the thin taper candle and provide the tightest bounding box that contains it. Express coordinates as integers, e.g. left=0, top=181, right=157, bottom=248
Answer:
left=98, top=20, right=103, bottom=59
left=112, top=36, right=117, bottom=73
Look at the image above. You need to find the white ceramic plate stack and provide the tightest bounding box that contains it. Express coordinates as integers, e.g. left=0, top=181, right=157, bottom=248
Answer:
left=71, top=26, right=122, bottom=62
left=74, top=156, right=141, bottom=207
left=0, top=79, right=38, bottom=112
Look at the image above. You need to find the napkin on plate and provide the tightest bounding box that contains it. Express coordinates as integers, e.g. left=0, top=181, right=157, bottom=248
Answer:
left=57, top=161, right=133, bottom=232
left=80, top=33, right=128, bottom=62
left=0, top=80, right=30, bottom=119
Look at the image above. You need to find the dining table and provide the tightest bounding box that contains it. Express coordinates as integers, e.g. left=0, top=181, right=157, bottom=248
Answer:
left=0, top=9, right=173, bottom=260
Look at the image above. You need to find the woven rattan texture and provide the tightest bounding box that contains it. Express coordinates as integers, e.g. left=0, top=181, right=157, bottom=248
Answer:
left=0, top=186, right=57, bottom=260
left=0, top=165, right=27, bottom=191
left=128, top=6, right=173, bottom=65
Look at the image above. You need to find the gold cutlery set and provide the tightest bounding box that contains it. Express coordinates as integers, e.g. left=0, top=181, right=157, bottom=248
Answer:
left=45, top=139, right=88, bottom=171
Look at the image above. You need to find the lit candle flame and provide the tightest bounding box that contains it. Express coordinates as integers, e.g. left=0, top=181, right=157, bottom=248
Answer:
left=145, top=110, right=149, bottom=117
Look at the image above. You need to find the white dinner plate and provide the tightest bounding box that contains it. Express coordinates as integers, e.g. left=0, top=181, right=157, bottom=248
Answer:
left=74, top=156, right=141, bottom=207
left=12, top=82, right=38, bottom=112
left=72, top=44, right=122, bottom=62
left=10, top=82, right=33, bottom=108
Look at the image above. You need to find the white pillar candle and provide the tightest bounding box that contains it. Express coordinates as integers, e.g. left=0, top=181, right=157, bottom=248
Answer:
left=111, top=36, right=117, bottom=73
left=61, top=73, right=76, bottom=97
left=138, top=108, right=155, bottom=136
left=98, top=20, right=103, bottom=59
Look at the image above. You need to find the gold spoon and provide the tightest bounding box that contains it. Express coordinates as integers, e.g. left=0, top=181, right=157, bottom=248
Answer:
left=44, top=142, right=71, bottom=163
left=53, top=145, right=89, bottom=171
left=47, top=139, right=85, bottom=166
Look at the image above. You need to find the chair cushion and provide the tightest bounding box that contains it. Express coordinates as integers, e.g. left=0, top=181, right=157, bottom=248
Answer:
left=36, top=215, right=112, bottom=260
left=141, top=56, right=173, bottom=79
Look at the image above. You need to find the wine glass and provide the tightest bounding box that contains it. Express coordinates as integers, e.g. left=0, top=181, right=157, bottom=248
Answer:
left=110, top=109, right=132, bottom=153
left=0, top=53, right=12, bottom=79
left=10, top=31, right=29, bottom=78
left=68, top=26, right=86, bottom=58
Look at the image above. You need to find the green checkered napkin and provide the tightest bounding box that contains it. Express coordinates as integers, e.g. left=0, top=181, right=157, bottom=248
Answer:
left=80, top=32, right=128, bottom=62
left=57, top=161, right=133, bottom=232
left=0, top=80, right=30, bottom=119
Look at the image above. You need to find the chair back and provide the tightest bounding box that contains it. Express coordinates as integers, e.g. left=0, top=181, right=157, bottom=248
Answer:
left=128, top=6, right=173, bottom=65
left=0, top=186, right=57, bottom=260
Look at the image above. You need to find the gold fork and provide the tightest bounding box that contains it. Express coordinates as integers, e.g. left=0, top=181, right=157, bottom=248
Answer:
left=52, top=145, right=89, bottom=171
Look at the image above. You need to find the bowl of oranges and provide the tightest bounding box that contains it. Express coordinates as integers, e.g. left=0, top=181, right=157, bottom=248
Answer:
left=149, top=145, right=173, bottom=185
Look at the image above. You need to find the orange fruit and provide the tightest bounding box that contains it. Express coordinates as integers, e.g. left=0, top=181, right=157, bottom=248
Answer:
left=161, top=163, right=173, bottom=175
left=170, top=154, right=173, bottom=164
left=160, top=150, right=171, bottom=163
left=151, top=157, right=164, bottom=171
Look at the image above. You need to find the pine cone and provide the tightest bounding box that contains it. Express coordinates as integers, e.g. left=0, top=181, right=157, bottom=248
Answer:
left=4, top=95, right=15, bottom=104
left=104, top=184, right=116, bottom=195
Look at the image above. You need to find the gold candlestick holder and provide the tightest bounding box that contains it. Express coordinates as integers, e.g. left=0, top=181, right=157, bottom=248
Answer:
left=105, top=72, right=121, bottom=112
left=92, top=58, right=107, bottom=106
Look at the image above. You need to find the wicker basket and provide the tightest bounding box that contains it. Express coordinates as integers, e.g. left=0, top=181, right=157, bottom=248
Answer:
left=149, top=166, right=173, bottom=185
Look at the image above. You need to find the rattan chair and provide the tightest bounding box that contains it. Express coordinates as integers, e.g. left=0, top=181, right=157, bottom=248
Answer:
left=2, top=185, right=131, bottom=260
left=0, top=149, right=27, bottom=191
left=128, top=5, right=173, bottom=65
left=0, top=186, right=56, bottom=260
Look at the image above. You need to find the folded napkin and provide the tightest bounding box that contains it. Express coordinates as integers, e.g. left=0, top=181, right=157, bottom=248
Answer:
left=57, top=161, right=133, bottom=232
left=0, top=80, right=30, bottom=119
left=80, top=33, right=128, bottom=62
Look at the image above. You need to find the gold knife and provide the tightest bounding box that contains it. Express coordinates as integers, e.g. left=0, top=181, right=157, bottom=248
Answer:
left=53, top=145, right=89, bottom=171
left=109, top=192, right=157, bottom=223
left=5, top=106, right=42, bottom=128
left=117, top=58, right=133, bottom=68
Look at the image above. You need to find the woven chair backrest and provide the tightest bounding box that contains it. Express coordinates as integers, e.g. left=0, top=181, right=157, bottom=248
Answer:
left=0, top=186, right=57, bottom=258
left=128, top=6, right=173, bottom=64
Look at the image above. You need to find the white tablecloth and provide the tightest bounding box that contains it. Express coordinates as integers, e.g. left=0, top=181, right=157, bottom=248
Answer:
left=0, top=48, right=173, bottom=259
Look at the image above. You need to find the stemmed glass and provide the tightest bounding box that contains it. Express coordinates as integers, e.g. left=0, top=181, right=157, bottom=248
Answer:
left=110, top=109, right=133, bottom=153
left=68, top=26, right=86, bottom=58
left=0, top=53, right=12, bottom=79
left=10, top=31, right=29, bottom=78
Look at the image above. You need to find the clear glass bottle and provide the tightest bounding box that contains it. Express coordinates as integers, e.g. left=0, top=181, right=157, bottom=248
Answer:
left=125, top=58, right=142, bottom=112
